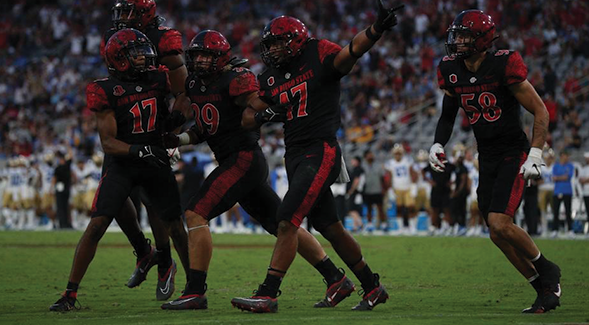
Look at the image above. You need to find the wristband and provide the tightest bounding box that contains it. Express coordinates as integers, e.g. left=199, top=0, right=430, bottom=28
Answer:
left=178, top=132, right=191, bottom=145
left=528, top=147, right=542, bottom=159
left=365, top=25, right=382, bottom=42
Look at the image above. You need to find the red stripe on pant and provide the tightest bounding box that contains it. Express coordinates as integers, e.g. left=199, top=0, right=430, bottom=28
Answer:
left=90, top=171, right=108, bottom=213
left=505, top=152, right=527, bottom=217
left=193, top=151, right=253, bottom=218
left=291, top=142, right=336, bottom=227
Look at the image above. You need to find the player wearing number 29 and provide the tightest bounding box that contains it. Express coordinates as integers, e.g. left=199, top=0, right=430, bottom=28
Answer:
left=49, top=29, right=185, bottom=312
left=160, top=30, right=355, bottom=311
left=430, top=10, right=561, bottom=314
left=231, top=1, right=404, bottom=313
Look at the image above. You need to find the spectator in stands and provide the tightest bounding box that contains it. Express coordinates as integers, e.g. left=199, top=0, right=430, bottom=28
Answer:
left=543, top=93, right=558, bottom=133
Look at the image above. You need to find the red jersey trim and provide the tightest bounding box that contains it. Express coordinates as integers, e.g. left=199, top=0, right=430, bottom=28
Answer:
left=86, top=82, right=109, bottom=112
left=229, top=72, right=259, bottom=98
left=505, top=51, right=527, bottom=86
left=317, top=39, right=342, bottom=65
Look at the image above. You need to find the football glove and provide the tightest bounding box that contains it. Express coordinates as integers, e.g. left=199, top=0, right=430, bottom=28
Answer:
left=129, top=145, right=168, bottom=168
left=167, top=148, right=181, bottom=166
left=255, top=93, right=300, bottom=125
left=520, top=147, right=544, bottom=180
left=429, top=143, right=448, bottom=173
left=373, top=0, right=404, bottom=33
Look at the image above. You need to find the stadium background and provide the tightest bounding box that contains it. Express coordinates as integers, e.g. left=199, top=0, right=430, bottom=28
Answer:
left=0, top=1, right=589, bottom=324
left=0, top=0, right=588, bottom=234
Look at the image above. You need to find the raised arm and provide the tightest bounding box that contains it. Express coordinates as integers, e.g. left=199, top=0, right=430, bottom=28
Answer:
left=333, top=1, right=403, bottom=75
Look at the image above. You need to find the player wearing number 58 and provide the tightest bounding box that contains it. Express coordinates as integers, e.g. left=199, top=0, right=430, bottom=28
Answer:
left=429, top=10, right=561, bottom=314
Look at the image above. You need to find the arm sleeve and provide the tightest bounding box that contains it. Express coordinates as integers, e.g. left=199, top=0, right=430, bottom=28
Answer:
left=433, top=94, right=460, bottom=146
left=86, top=82, right=109, bottom=112
left=504, top=51, right=528, bottom=86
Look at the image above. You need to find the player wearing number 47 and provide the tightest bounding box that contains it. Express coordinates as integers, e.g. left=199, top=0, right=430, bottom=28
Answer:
left=429, top=10, right=561, bottom=314
left=160, top=30, right=354, bottom=311
left=231, top=0, right=404, bottom=313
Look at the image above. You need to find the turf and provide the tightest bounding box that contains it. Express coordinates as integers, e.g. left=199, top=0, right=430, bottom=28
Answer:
left=0, top=231, right=588, bottom=324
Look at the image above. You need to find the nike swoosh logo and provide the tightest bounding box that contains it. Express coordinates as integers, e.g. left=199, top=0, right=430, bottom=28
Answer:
left=554, top=284, right=561, bottom=298
left=169, top=297, right=196, bottom=305
left=138, top=268, right=146, bottom=274
left=160, top=274, right=172, bottom=295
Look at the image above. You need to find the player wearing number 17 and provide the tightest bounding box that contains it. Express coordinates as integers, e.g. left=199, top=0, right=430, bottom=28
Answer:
left=430, top=10, right=561, bottom=314
left=49, top=28, right=185, bottom=312
left=231, top=0, right=404, bottom=313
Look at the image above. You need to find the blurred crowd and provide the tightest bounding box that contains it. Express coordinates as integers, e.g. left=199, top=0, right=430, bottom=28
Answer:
left=0, top=0, right=588, bottom=234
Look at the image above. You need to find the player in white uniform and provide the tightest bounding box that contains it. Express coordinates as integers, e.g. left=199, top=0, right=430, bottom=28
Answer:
left=385, top=144, right=417, bottom=234
left=538, top=149, right=555, bottom=235
left=71, top=159, right=87, bottom=229
left=39, top=153, right=56, bottom=229
left=466, top=154, right=485, bottom=236
left=4, top=158, right=24, bottom=229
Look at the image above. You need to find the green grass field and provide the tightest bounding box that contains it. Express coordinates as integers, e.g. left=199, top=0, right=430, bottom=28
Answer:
left=1, top=231, right=588, bottom=325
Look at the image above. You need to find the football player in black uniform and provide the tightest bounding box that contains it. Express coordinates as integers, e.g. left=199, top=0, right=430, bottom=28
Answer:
left=50, top=29, right=185, bottom=311
left=429, top=10, right=561, bottom=313
left=231, top=1, right=403, bottom=313
left=160, top=30, right=354, bottom=310
left=100, top=0, right=190, bottom=300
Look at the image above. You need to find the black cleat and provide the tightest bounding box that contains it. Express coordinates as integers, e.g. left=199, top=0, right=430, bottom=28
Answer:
left=314, top=274, right=355, bottom=308
left=126, top=243, right=158, bottom=288
left=231, top=284, right=280, bottom=313
left=49, top=293, right=80, bottom=312
left=161, top=293, right=208, bottom=310
left=522, top=291, right=544, bottom=314
left=540, top=262, right=562, bottom=312
left=231, top=296, right=278, bottom=313
left=156, top=260, right=177, bottom=301
left=352, top=274, right=389, bottom=311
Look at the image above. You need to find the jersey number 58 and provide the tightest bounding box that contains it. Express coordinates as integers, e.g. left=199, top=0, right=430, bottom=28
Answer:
left=461, top=92, right=502, bottom=124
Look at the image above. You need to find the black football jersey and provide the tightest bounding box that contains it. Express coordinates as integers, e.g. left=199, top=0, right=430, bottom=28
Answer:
left=437, top=50, right=530, bottom=156
left=86, top=67, right=171, bottom=147
left=100, top=25, right=183, bottom=63
left=185, top=67, right=260, bottom=161
left=258, top=39, right=344, bottom=149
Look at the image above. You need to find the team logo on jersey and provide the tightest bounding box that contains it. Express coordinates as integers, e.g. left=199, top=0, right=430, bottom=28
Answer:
left=470, top=77, right=477, bottom=83
left=449, top=74, right=458, bottom=84
left=135, top=86, right=143, bottom=92
left=113, top=85, right=125, bottom=96
left=267, top=76, right=275, bottom=86
left=189, top=80, right=195, bottom=89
